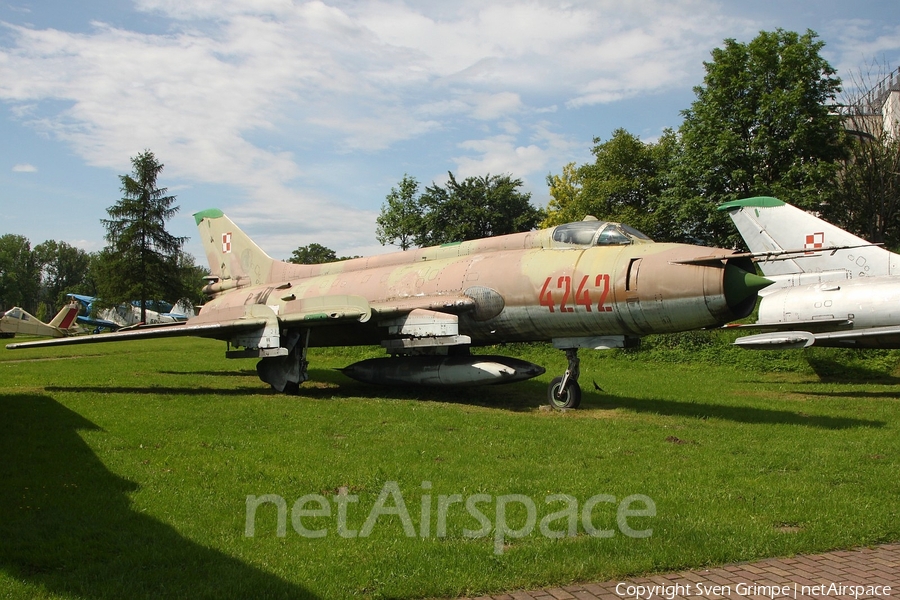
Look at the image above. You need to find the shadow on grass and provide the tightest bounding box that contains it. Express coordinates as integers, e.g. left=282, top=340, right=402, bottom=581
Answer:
left=0, top=394, right=319, bottom=599
left=805, top=356, right=900, bottom=384
left=302, top=371, right=886, bottom=428
left=591, top=394, right=885, bottom=429
left=798, top=390, right=900, bottom=400
left=43, top=367, right=887, bottom=429
left=45, top=385, right=275, bottom=397
left=158, top=369, right=260, bottom=377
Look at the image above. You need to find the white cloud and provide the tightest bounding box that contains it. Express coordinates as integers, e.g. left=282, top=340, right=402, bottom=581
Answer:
left=12, top=163, right=37, bottom=172
left=828, top=21, right=900, bottom=81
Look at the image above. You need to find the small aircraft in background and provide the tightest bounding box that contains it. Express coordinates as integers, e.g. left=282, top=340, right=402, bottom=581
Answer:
left=0, top=303, right=80, bottom=338
left=8, top=209, right=771, bottom=408
left=719, top=196, right=900, bottom=349
left=66, top=294, right=190, bottom=332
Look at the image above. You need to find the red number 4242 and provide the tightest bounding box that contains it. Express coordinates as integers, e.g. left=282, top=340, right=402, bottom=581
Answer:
left=539, top=274, right=612, bottom=313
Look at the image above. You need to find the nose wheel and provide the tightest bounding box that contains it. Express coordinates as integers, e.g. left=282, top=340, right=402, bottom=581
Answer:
left=548, top=348, right=582, bottom=409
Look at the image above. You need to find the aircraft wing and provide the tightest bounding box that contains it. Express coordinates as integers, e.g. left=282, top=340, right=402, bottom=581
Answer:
left=734, top=325, right=900, bottom=349
left=5, top=293, right=475, bottom=352
left=76, top=314, right=122, bottom=331
left=5, top=316, right=261, bottom=350
left=6, top=294, right=376, bottom=351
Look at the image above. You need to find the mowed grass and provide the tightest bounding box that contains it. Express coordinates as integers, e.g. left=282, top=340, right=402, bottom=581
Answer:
left=1, top=337, right=899, bottom=599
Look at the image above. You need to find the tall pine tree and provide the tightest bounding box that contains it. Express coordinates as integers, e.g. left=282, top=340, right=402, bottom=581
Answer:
left=98, top=150, right=187, bottom=323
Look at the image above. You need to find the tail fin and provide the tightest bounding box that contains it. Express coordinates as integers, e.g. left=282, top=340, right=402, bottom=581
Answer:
left=48, top=303, right=80, bottom=332
left=193, top=209, right=280, bottom=288
left=718, top=197, right=899, bottom=277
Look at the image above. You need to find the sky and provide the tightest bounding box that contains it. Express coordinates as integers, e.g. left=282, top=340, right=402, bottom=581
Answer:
left=2, top=0, right=900, bottom=263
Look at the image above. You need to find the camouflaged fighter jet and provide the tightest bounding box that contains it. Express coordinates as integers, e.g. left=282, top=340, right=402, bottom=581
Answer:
left=7, top=209, right=771, bottom=408
left=719, top=197, right=900, bottom=350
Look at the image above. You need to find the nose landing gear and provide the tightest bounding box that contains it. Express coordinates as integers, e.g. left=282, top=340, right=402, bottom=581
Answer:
left=548, top=348, right=581, bottom=409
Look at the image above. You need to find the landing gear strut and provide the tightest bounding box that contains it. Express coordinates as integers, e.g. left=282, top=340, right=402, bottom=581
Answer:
left=256, top=329, right=310, bottom=394
left=548, top=348, right=581, bottom=409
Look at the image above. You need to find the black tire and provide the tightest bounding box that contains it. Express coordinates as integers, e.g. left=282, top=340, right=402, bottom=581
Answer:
left=282, top=381, right=301, bottom=395
left=548, top=376, right=582, bottom=409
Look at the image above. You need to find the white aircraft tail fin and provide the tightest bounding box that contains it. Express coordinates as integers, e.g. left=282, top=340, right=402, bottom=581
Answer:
left=48, top=302, right=80, bottom=333
left=718, top=197, right=900, bottom=278
left=193, top=209, right=282, bottom=290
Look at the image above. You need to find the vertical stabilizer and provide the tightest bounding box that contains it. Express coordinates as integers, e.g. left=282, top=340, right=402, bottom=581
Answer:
left=718, top=197, right=899, bottom=278
left=194, top=209, right=279, bottom=288
left=48, top=303, right=80, bottom=333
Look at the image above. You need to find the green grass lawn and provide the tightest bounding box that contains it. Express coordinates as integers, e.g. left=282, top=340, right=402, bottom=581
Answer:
left=1, top=337, right=898, bottom=599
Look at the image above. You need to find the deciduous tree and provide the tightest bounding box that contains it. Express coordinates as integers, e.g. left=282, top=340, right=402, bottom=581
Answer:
left=376, top=174, right=423, bottom=250
left=288, top=243, right=339, bottom=264
left=417, top=173, right=542, bottom=246
left=0, top=234, right=40, bottom=312
left=672, top=29, right=845, bottom=247
left=33, top=240, right=91, bottom=316
left=377, top=172, right=542, bottom=248
left=544, top=129, right=677, bottom=240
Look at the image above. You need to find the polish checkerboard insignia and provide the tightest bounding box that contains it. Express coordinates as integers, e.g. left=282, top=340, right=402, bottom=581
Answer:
left=804, top=232, right=824, bottom=251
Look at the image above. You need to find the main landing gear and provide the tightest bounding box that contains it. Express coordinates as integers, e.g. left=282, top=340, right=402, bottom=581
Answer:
left=548, top=348, right=581, bottom=409
left=255, top=329, right=310, bottom=394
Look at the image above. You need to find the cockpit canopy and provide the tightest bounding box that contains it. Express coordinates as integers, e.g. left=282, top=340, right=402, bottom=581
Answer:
left=551, top=218, right=653, bottom=247
left=3, top=307, right=25, bottom=320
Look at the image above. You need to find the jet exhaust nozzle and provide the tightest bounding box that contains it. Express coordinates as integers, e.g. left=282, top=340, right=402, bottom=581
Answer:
left=723, top=263, right=773, bottom=318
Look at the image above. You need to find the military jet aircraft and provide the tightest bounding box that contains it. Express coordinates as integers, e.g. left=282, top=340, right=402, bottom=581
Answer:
left=7, top=209, right=771, bottom=408
left=719, top=196, right=900, bottom=349
left=1, top=303, right=80, bottom=338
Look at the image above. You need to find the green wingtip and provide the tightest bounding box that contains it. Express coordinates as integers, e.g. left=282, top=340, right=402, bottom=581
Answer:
left=193, top=208, right=224, bottom=226
left=717, top=197, right=785, bottom=212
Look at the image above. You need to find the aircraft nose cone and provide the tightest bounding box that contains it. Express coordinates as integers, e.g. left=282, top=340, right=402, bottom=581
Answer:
left=723, top=264, right=773, bottom=306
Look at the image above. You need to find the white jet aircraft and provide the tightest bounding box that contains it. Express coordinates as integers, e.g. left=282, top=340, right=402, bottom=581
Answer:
left=718, top=196, right=900, bottom=348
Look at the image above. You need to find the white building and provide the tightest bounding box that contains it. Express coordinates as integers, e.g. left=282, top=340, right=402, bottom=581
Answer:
left=845, top=68, right=900, bottom=140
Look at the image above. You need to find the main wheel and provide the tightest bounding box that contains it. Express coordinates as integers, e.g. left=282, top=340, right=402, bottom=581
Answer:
left=548, top=376, right=582, bottom=409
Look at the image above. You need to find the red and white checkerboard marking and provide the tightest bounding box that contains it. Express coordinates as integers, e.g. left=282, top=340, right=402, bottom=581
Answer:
left=222, top=232, right=232, bottom=253
left=804, top=232, right=824, bottom=250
